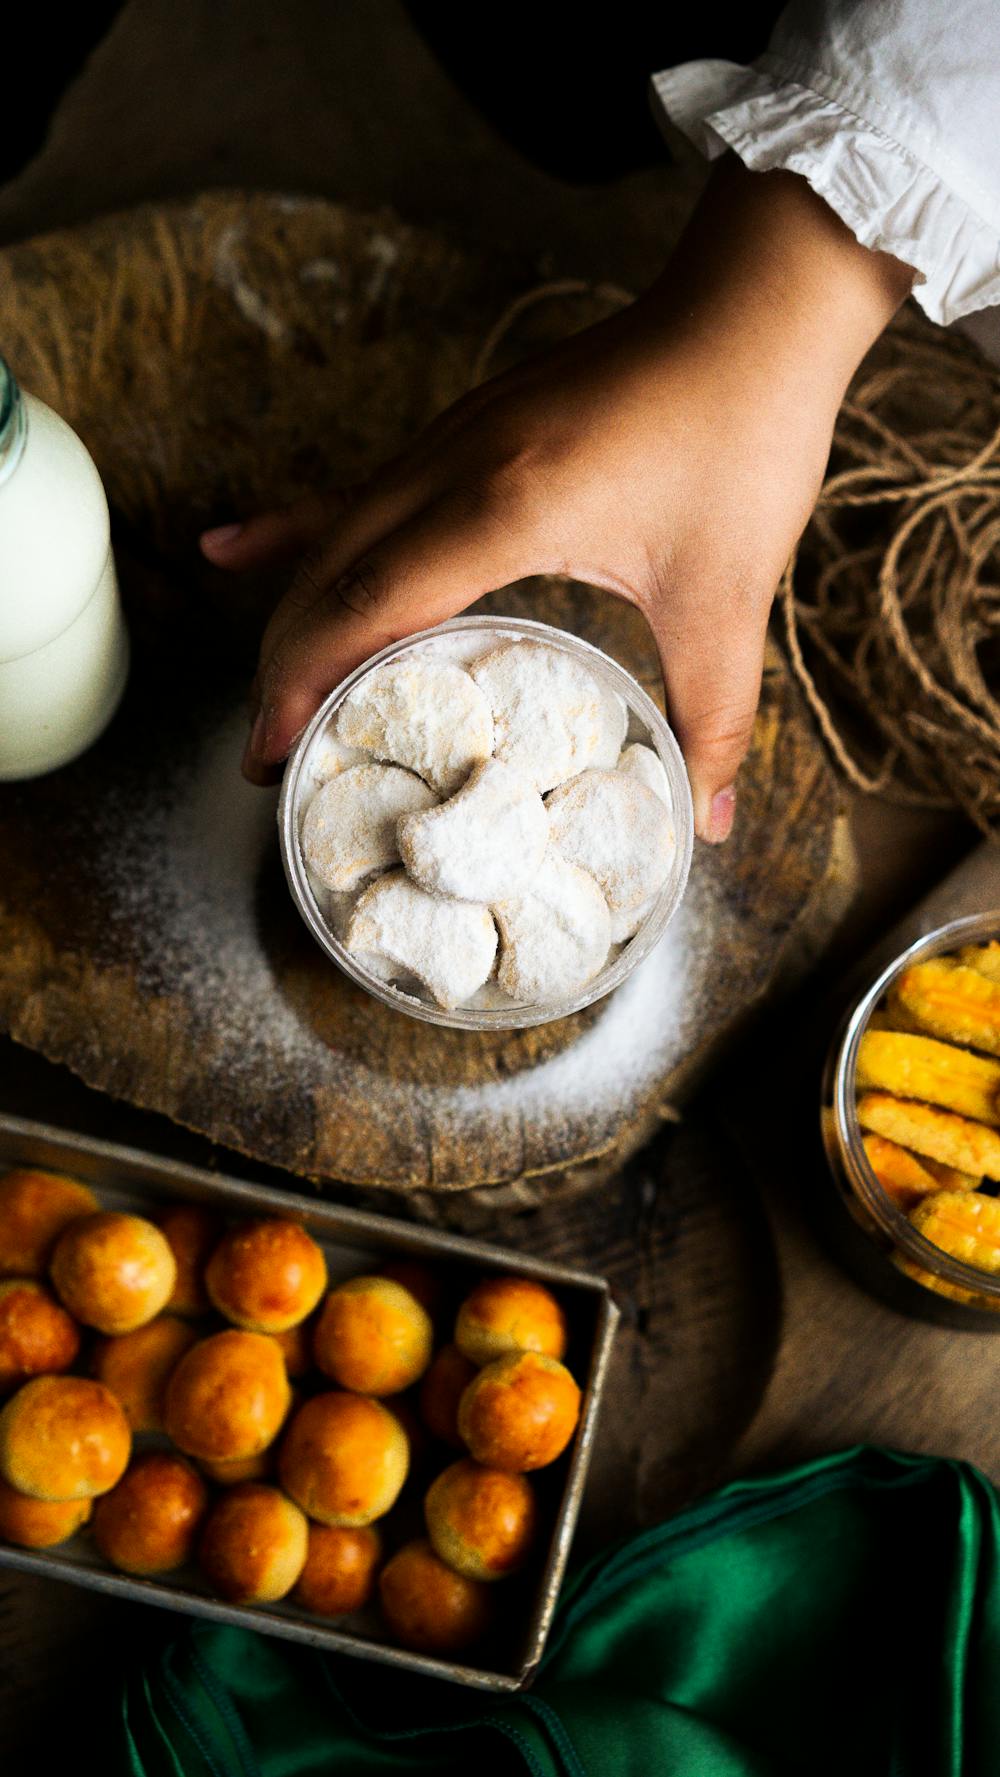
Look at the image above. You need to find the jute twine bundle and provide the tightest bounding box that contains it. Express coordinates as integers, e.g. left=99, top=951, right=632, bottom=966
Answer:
left=478, top=286, right=1000, bottom=835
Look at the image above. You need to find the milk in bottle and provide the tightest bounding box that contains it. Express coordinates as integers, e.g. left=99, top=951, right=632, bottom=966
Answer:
left=0, top=356, right=129, bottom=780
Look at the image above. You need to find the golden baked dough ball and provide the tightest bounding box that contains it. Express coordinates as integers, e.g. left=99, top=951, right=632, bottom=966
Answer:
left=457, top=1352, right=581, bottom=1472
left=164, top=1330, right=290, bottom=1462
left=0, top=1375, right=130, bottom=1500
left=50, top=1212, right=176, bottom=1334
left=0, top=1170, right=97, bottom=1278
left=313, top=1277, right=433, bottom=1396
left=278, top=1391, right=408, bottom=1527
left=424, top=1459, right=537, bottom=1582
left=0, top=1279, right=80, bottom=1394
left=198, top=1449, right=274, bottom=1487
left=378, top=1539, right=494, bottom=1655
left=92, top=1451, right=208, bottom=1575
left=198, top=1483, right=308, bottom=1604
left=205, top=1219, right=327, bottom=1333
left=455, top=1277, right=567, bottom=1368
left=0, top=1475, right=92, bottom=1548
left=91, top=1315, right=197, bottom=1432
left=292, top=1523, right=381, bottom=1617
left=419, top=1344, right=477, bottom=1449
left=158, top=1204, right=223, bottom=1317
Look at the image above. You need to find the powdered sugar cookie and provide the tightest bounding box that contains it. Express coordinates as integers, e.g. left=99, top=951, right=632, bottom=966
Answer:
left=470, top=642, right=626, bottom=792
left=495, top=852, right=611, bottom=1002
left=345, top=871, right=497, bottom=1009
left=546, top=770, right=674, bottom=912
left=399, top=760, right=547, bottom=904
left=617, top=743, right=670, bottom=808
left=301, top=764, right=437, bottom=895
left=308, top=724, right=369, bottom=786
left=336, top=658, right=493, bottom=794
left=609, top=894, right=658, bottom=944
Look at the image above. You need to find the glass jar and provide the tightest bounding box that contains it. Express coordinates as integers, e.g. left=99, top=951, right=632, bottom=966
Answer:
left=822, top=911, right=1000, bottom=1328
left=0, top=357, right=129, bottom=780
left=278, top=615, right=694, bottom=1031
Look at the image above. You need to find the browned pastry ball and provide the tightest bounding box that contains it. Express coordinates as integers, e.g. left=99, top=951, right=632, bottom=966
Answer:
left=313, top=1276, right=433, bottom=1396
left=424, top=1459, right=537, bottom=1581
left=378, top=1539, right=494, bottom=1654
left=419, top=1344, right=477, bottom=1449
left=292, top=1523, right=381, bottom=1617
left=158, top=1204, right=223, bottom=1317
left=0, top=1474, right=92, bottom=1548
left=457, top=1352, right=581, bottom=1472
left=0, top=1375, right=131, bottom=1500
left=50, top=1212, right=176, bottom=1334
left=279, top=1391, right=408, bottom=1527
left=91, top=1315, right=197, bottom=1432
left=0, top=1170, right=97, bottom=1277
left=0, top=1279, right=80, bottom=1394
left=198, top=1483, right=308, bottom=1604
left=455, top=1276, right=567, bottom=1368
left=164, top=1329, right=291, bottom=1462
left=92, top=1451, right=208, bottom=1575
left=205, top=1219, right=328, bottom=1333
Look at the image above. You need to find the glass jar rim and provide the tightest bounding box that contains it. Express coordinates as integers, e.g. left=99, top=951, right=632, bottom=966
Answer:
left=832, top=910, right=1000, bottom=1298
left=277, top=613, right=694, bottom=1031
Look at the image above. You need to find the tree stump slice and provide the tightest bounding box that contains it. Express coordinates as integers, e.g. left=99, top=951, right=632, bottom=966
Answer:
left=0, top=193, right=851, bottom=1196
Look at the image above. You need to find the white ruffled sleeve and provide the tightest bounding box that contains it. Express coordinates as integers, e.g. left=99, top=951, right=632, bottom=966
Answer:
left=650, top=0, right=1000, bottom=326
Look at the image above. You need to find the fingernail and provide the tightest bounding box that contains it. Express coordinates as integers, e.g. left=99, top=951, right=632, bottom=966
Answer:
left=242, top=709, right=268, bottom=774
left=706, top=785, right=737, bottom=844
left=202, top=523, right=244, bottom=549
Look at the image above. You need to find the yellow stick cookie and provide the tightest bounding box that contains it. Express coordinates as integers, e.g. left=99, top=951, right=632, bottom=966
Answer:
left=856, top=1091, right=1000, bottom=1180
left=957, top=942, right=1000, bottom=986
left=859, top=1137, right=973, bottom=1208
left=890, top=960, right=1000, bottom=1057
left=909, top=1190, right=1000, bottom=1276
left=856, top=1029, right=1000, bottom=1125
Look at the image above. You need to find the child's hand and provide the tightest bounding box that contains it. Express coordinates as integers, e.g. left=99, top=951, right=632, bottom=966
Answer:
left=203, top=158, right=912, bottom=840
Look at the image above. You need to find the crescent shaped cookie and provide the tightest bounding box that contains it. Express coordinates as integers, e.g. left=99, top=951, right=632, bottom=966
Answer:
left=545, top=769, right=675, bottom=912
left=345, top=871, right=498, bottom=1009
left=495, top=851, right=611, bottom=1002
left=301, top=764, right=438, bottom=894
left=470, top=641, right=626, bottom=793
left=336, top=658, right=494, bottom=794
left=399, top=760, right=548, bottom=904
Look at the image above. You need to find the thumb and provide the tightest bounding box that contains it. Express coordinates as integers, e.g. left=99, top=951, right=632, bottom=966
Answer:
left=650, top=596, right=769, bottom=844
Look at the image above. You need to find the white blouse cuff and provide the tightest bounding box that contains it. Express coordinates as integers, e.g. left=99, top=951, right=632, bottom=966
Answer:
left=650, top=57, right=1000, bottom=327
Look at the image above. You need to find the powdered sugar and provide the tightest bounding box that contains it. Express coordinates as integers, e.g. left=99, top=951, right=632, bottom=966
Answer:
left=346, top=870, right=497, bottom=1008
left=546, top=770, right=675, bottom=912
left=495, top=850, right=612, bottom=1002
left=84, top=693, right=712, bottom=1172
left=470, top=640, right=627, bottom=792
left=399, top=759, right=548, bottom=904
left=337, top=656, right=494, bottom=794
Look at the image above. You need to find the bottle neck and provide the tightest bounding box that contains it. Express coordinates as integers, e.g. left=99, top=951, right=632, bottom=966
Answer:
left=0, top=360, right=28, bottom=490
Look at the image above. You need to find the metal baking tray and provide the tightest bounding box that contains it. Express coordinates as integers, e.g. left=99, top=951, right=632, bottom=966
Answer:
left=0, top=1113, right=618, bottom=1691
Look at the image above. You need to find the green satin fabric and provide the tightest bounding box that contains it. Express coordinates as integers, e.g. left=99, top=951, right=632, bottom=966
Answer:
left=115, top=1446, right=1000, bottom=1776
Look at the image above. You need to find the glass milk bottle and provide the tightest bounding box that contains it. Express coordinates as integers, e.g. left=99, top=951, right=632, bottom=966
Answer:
left=0, top=356, right=129, bottom=779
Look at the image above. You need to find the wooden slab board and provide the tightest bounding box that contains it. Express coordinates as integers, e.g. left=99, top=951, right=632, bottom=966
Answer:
left=0, top=192, right=851, bottom=1196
